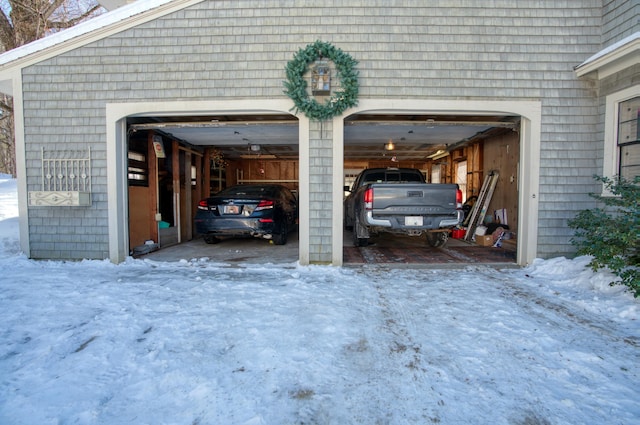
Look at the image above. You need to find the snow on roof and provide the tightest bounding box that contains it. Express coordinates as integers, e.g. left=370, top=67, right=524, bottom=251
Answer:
left=575, top=31, right=640, bottom=70
left=0, top=0, right=175, bottom=67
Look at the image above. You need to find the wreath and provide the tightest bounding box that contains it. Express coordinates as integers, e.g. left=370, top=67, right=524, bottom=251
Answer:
left=284, top=40, right=359, bottom=121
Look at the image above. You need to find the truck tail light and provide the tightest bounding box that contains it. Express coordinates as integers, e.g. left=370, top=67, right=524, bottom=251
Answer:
left=364, top=188, right=373, bottom=210
left=456, top=189, right=463, bottom=209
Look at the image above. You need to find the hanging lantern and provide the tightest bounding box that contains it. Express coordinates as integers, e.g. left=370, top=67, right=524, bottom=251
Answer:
left=311, top=60, right=331, bottom=95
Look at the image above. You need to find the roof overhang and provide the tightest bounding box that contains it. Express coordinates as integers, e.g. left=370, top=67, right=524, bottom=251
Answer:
left=574, top=32, right=640, bottom=80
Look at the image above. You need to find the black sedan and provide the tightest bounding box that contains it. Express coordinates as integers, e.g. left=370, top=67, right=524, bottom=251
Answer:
left=195, top=184, right=298, bottom=245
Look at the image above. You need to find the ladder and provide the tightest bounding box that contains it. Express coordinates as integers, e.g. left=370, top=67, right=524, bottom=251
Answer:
left=464, top=171, right=499, bottom=241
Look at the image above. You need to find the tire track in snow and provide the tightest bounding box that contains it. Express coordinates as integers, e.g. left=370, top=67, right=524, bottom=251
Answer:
left=369, top=278, right=443, bottom=424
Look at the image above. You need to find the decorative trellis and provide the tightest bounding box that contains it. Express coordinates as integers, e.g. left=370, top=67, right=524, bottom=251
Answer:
left=28, top=148, right=92, bottom=206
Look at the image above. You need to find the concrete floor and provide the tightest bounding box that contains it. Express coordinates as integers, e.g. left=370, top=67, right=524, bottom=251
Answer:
left=141, top=230, right=517, bottom=268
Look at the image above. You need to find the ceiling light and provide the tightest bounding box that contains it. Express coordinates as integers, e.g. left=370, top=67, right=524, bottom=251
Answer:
left=427, top=149, right=449, bottom=160
left=427, top=149, right=446, bottom=158
left=240, top=154, right=277, bottom=159
left=384, top=139, right=395, bottom=151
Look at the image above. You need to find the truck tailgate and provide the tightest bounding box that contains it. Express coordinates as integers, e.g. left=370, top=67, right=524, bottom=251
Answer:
left=370, top=183, right=458, bottom=215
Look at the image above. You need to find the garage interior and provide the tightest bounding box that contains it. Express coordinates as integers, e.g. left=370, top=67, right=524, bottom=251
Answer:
left=126, top=113, right=520, bottom=265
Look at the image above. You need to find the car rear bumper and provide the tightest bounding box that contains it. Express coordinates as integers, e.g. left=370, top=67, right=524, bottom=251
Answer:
left=195, top=217, right=277, bottom=238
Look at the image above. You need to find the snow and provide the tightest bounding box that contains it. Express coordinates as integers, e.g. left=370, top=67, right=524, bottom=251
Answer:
left=576, top=31, right=640, bottom=69
left=0, top=174, right=638, bottom=425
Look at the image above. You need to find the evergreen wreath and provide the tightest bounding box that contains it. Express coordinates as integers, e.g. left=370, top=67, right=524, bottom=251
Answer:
left=284, top=40, right=359, bottom=121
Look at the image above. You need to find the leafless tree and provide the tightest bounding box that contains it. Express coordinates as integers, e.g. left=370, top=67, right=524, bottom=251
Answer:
left=0, top=0, right=104, bottom=175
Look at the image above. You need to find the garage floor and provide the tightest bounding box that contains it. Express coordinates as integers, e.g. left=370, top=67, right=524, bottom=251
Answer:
left=142, top=230, right=517, bottom=267
left=344, top=234, right=517, bottom=267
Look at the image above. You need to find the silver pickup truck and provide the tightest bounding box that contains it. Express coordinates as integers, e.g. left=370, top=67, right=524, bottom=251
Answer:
left=344, top=167, right=463, bottom=247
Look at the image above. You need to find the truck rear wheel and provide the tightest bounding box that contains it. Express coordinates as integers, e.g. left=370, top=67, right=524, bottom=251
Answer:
left=344, top=212, right=353, bottom=231
left=354, top=234, right=368, bottom=247
left=426, top=231, right=449, bottom=248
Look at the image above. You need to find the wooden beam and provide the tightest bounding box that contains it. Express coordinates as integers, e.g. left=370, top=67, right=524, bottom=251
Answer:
left=147, top=132, right=159, bottom=243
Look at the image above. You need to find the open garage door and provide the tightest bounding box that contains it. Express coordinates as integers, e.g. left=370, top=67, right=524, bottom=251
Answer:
left=125, top=113, right=300, bottom=262
left=341, top=113, right=521, bottom=266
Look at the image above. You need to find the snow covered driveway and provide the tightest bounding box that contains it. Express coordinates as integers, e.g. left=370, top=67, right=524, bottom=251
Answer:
left=0, top=255, right=638, bottom=425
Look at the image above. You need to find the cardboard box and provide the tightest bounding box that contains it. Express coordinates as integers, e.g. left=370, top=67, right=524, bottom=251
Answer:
left=476, top=235, right=493, bottom=246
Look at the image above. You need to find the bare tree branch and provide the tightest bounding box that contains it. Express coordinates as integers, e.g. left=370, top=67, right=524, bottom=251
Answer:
left=0, top=100, right=14, bottom=114
left=42, top=0, right=67, bottom=20
left=0, top=7, right=16, bottom=50
left=49, top=4, right=101, bottom=29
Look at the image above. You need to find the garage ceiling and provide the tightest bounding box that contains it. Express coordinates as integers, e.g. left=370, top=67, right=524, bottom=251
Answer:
left=128, top=114, right=520, bottom=162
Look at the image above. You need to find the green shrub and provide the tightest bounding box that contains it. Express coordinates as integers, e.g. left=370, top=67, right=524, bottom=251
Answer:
left=568, top=175, right=640, bottom=297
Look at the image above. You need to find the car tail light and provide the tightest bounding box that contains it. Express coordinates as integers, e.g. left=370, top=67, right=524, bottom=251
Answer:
left=255, top=200, right=274, bottom=211
left=456, top=189, right=463, bottom=209
left=259, top=218, right=274, bottom=223
left=197, top=200, right=209, bottom=211
left=364, top=188, right=373, bottom=211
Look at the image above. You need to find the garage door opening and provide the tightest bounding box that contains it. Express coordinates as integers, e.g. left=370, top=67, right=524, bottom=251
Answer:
left=341, top=113, right=520, bottom=266
left=125, top=113, right=300, bottom=262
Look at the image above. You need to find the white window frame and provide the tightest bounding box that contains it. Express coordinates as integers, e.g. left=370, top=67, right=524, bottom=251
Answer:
left=603, top=85, right=640, bottom=188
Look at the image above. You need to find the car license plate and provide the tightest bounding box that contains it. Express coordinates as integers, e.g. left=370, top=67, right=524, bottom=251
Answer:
left=405, top=216, right=423, bottom=226
left=224, top=205, right=240, bottom=214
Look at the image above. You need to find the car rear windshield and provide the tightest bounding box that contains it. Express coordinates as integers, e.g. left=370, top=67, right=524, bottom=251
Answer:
left=221, top=186, right=278, bottom=197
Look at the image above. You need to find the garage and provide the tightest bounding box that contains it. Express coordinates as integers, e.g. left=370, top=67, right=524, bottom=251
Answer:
left=342, top=113, right=520, bottom=266
left=125, top=112, right=301, bottom=258
left=125, top=110, right=521, bottom=266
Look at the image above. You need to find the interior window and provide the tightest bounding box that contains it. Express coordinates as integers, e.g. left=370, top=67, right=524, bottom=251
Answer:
left=455, top=160, right=468, bottom=202
left=431, top=165, right=441, bottom=183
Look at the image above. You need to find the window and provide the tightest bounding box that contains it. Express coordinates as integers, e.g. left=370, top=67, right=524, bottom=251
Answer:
left=617, top=96, right=640, bottom=180
left=455, top=160, right=467, bottom=202
left=127, top=150, right=148, bottom=186
left=344, top=169, right=360, bottom=195
left=604, top=86, right=640, bottom=184
left=431, top=165, right=441, bottom=183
